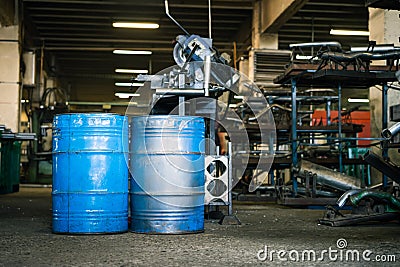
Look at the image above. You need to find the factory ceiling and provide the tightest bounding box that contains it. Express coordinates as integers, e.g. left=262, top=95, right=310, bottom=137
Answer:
left=21, top=0, right=369, bottom=93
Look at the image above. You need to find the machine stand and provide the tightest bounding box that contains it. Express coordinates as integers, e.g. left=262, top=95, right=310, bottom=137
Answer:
left=218, top=215, right=241, bottom=225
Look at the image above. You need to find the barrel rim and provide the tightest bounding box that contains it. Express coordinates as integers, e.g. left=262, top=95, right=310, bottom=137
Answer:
left=129, top=229, right=204, bottom=235
left=130, top=115, right=204, bottom=120
left=56, top=112, right=126, bottom=117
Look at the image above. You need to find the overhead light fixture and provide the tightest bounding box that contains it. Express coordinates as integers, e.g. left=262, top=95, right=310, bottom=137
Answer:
left=234, top=95, right=244, bottom=100
left=115, top=82, right=144, bottom=87
left=113, top=50, right=152, bottom=55
left=115, top=69, right=148, bottom=74
left=112, top=22, right=159, bottom=29
left=295, top=55, right=314, bottom=60
left=330, top=29, right=370, bottom=36
left=115, top=92, right=140, bottom=99
left=348, top=98, right=369, bottom=103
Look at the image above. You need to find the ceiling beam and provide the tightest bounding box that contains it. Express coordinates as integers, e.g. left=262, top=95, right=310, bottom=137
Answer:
left=261, top=0, right=309, bottom=33
left=37, top=33, right=232, bottom=43
left=306, top=0, right=364, bottom=7
left=26, top=6, right=250, bottom=18
left=290, top=16, right=366, bottom=22
left=33, top=36, right=244, bottom=46
left=298, top=8, right=364, bottom=14
left=22, top=0, right=253, bottom=10
left=45, top=47, right=172, bottom=51
left=32, top=20, right=238, bottom=31
left=33, top=26, right=233, bottom=38
left=283, top=23, right=368, bottom=29
left=29, top=14, right=243, bottom=24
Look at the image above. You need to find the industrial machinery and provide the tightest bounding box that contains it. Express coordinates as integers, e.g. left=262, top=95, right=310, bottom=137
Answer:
left=23, top=87, right=68, bottom=184
left=127, top=0, right=276, bottom=224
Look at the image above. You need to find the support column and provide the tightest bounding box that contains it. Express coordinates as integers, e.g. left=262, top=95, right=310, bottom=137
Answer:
left=369, top=8, right=400, bottom=185
left=0, top=25, right=20, bottom=132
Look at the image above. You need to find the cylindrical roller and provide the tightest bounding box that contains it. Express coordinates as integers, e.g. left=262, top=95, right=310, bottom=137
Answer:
left=298, top=160, right=361, bottom=192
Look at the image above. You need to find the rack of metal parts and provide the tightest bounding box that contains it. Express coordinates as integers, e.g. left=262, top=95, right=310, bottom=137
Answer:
left=0, top=125, right=36, bottom=141
left=268, top=42, right=400, bottom=206
left=231, top=50, right=291, bottom=201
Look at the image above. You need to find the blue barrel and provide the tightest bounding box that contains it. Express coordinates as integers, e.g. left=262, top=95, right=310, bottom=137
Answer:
left=52, top=113, right=128, bottom=234
left=130, top=115, right=205, bottom=234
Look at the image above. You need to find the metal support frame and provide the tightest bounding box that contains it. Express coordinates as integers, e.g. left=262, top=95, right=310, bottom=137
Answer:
left=204, top=143, right=233, bottom=212
left=204, top=155, right=229, bottom=205
left=382, top=83, right=388, bottom=187
left=178, top=96, right=185, bottom=115
left=291, top=78, right=298, bottom=195
left=285, top=76, right=352, bottom=204
left=363, top=150, right=400, bottom=184
left=205, top=142, right=240, bottom=225
left=228, top=142, right=233, bottom=215
left=338, top=83, right=343, bottom=173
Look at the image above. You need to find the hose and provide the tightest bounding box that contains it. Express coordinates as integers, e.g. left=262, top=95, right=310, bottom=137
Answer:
left=349, top=190, right=400, bottom=211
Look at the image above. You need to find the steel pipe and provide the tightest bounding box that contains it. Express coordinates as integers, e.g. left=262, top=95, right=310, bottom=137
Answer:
left=298, top=160, right=361, bottom=192
left=382, top=122, right=400, bottom=139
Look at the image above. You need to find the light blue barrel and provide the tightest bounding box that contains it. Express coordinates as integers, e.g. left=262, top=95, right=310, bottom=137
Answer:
left=130, top=115, right=205, bottom=234
left=52, top=113, right=128, bottom=234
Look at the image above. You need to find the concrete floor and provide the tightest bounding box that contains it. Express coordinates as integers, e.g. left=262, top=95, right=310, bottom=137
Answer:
left=1, top=187, right=400, bottom=266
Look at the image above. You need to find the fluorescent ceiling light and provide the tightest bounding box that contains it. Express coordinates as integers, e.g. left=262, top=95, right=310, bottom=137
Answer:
left=234, top=95, right=244, bottom=100
left=348, top=98, right=369, bottom=103
left=115, top=92, right=140, bottom=99
left=115, top=69, right=148, bottom=74
left=113, top=50, right=152, bottom=55
left=295, top=55, right=314, bottom=60
left=228, top=104, right=237, bottom=108
left=115, top=82, right=144, bottom=87
left=112, top=22, right=159, bottom=29
left=330, top=29, right=370, bottom=36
